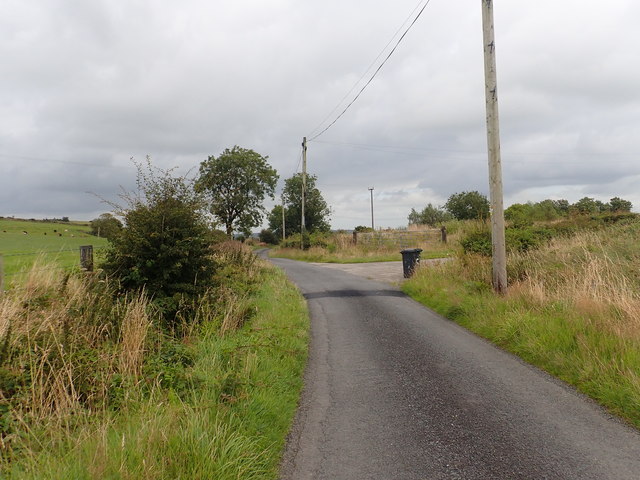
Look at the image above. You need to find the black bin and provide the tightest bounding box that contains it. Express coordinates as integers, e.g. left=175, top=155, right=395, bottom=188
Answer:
left=400, top=248, right=422, bottom=278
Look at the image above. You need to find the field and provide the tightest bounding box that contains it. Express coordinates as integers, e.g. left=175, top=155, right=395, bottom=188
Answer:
left=0, top=218, right=109, bottom=287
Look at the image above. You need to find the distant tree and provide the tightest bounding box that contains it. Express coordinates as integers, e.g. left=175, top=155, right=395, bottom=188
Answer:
left=103, top=160, right=215, bottom=324
left=552, top=199, right=570, bottom=215
left=609, top=197, right=632, bottom=212
left=571, top=197, right=600, bottom=215
left=196, top=146, right=278, bottom=237
left=408, top=203, right=451, bottom=227
left=354, top=225, right=374, bottom=233
left=90, top=213, right=123, bottom=240
left=444, top=191, right=490, bottom=220
left=259, top=228, right=279, bottom=245
left=532, top=199, right=562, bottom=221
left=504, top=203, right=534, bottom=225
left=268, top=173, right=331, bottom=237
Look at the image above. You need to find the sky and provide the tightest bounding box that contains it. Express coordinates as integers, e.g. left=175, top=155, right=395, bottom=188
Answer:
left=1, top=0, right=640, bottom=230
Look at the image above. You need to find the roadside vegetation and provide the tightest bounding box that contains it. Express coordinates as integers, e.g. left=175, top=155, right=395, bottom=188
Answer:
left=0, top=244, right=308, bottom=478
left=403, top=212, right=640, bottom=428
left=0, top=154, right=309, bottom=478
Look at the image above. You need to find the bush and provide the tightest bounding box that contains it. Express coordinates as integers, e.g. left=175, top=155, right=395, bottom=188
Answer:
left=102, top=159, right=216, bottom=325
left=259, top=228, right=279, bottom=245
left=461, top=225, right=554, bottom=256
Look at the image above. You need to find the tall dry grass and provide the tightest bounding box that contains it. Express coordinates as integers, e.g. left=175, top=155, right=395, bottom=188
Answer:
left=0, top=261, right=157, bottom=462
left=507, top=229, right=640, bottom=339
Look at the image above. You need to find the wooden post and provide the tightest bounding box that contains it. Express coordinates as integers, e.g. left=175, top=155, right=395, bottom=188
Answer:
left=0, top=254, right=4, bottom=293
left=440, top=226, right=447, bottom=243
left=352, top=231, right=358, bottom=245
left=482, top=0, right=507, bottom=294
left=80, top=245, right=94, bottom=272
left=281, top=194, right=286, bottom=242
left=301, top=137, right=307, bottom=249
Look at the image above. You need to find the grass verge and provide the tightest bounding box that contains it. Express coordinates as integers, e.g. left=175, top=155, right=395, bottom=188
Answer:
left=1, top=255, right=308, bottom=478
left=403, top=226, right=640, bottom=429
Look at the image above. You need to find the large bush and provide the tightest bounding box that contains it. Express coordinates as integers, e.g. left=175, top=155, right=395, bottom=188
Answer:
left=103, top=160, right=215, bottom=322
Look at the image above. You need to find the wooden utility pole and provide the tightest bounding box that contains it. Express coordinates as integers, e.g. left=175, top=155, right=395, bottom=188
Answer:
left=301, top=137, right=307, bottom=249
left=368, top=187, right=374, bottom=230
left=482, top=0, right=507, bottom=294
left=281, top=194, right=286, bottom=241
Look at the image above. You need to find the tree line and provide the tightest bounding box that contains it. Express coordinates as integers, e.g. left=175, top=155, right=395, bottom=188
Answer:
left=409, top=191, right=633, bottom=226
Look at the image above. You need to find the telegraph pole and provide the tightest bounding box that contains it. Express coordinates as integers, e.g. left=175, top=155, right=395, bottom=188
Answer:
left=301, top=137, right=307, bottom=249
left=281, top=194, right=286, bottom=241
left=482, top=0, right=507, bottom=294
left=368, top=187, right=374, bottom=230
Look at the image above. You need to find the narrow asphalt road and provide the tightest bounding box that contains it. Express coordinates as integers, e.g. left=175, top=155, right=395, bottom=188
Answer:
left=269, top=257, right=640, bottom=480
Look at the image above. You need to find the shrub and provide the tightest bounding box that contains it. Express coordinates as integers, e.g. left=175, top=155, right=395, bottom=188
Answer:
left=102, top=159, right=216, bottom=325
left=259, top=228, right=279, bottom=245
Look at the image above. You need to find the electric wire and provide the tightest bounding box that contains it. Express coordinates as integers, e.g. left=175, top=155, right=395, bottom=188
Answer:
left=307, top=0, right=432, bottom=142
left=306, top=0, right=427, bottom=139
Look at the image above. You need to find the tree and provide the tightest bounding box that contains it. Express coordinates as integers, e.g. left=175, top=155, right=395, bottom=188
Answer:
left=609, top=197, right=632, bottom=212
left=196, top=146, right=278, bottom=237
left=90, top=213, right=123, bottom=240
left=407, top=203, right=451, bottom=227
left=444, top=191, right=490, bottom=220
left=259, top=228, right=279, bottom=245
left=268, top=173, right=331, bottom=238
left=571, top=197, right=599, bottom=215
left=102, top=160, right=215, bottom=322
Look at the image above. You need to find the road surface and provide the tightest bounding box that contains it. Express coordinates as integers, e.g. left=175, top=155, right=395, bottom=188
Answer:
left=270, top=257, right=640, bottom=480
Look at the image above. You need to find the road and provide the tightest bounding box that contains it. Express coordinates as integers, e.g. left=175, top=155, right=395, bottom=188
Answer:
left=269, top=257, right=640, bottom=480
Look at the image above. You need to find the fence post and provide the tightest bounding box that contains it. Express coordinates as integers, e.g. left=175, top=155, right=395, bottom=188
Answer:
left=441, top=226, right=447, bottom=243
left=352, top=231, right=358, bottom=245
left=0, top=254, right=4, bottom=293
left=80, top=245, right=94, bottom=272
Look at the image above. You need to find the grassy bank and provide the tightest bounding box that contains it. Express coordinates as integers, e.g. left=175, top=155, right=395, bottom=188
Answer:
left=403, top=222, right=640, bottom=428
left=0, top=247, right=308, bottom=478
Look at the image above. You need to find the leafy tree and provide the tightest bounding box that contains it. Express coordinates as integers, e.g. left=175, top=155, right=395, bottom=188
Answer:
left=102, top=160, right=215, bottom=323
left=504, top=203, right=534, bottom=226
left=408, top=203, right=452, bottom=226
left=268, top=173, right=331, bottom=238
left=196, top=146, right=278, bottom=237
left=259, top=228, right=279, bottom=245
left=444, top=191, right=490, bottom=220
left=552, top=199, right=570, bottom=214
left=609, top=197, right=632, bottom=212
left=354, top=225, right=374, bottom=232
left=571, top=197, right=600, bottom=215
left=90, top=213, right=123, bottom=240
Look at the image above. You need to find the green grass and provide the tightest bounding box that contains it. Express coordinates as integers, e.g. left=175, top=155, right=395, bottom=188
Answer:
left=0, top=218, right=109, bottom=286
left=4, top=260, right=309, bottom=479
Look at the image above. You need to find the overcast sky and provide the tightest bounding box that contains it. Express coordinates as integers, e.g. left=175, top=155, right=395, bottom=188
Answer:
left=2, top=0, right=639, bottom=230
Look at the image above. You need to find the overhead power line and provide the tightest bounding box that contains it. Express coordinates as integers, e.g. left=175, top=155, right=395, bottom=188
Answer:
left=307, top=0, right=432, bottom=142
left=306, top=0, right=427, bottom=139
